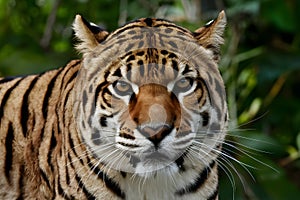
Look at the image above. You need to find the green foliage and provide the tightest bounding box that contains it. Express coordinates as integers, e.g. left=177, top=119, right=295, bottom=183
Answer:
left=0, top=0, right=299, bottom=199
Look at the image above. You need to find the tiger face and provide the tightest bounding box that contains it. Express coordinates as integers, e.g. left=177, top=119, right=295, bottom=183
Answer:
left=73, top=14, right=227, bottom=177
left=106, top=49, right=211, bottom=174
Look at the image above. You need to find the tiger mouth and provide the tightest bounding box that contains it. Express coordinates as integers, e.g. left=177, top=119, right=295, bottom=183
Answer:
left=133, top=153, right=186, bottom=175
left=144, top=151, right=170, bottom=161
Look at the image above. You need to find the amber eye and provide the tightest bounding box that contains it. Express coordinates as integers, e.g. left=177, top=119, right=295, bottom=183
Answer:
left=173, top=77, right=193, bottom=93
left=113, top=81, right=133, bottom=96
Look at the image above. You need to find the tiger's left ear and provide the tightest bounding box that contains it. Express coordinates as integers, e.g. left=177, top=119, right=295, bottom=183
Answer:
left=73, top=15, right=109, bottom=55
left=194, top=11, right=226, bottom=63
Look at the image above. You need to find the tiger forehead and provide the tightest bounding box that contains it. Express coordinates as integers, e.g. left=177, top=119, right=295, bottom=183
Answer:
left=121, top=48, right=178, bottom=64
left=111, top=18, right=192, bottom=37
left=104, top=48, right=197, bottom=85
left=113, top=48, right=193, bottom=84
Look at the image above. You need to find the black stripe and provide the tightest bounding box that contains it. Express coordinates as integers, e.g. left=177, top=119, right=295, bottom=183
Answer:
left=75, top=173, right=96, bottom=200
left=62, top=88, right=73, bottom=125
left=125, top=43, right=135, bottom=52
left=112, top=68, right=122, bottom=78
left=138, top=61, right=144, bottom=76
left=168, top=41, right=178, bottom=49
left=175, top=154, right=185, bottom=172
left=129, top=155, right=140, bottom=168
left=16, top=164, right=25, bottom=200
left=99, top=116, right=107, bottom=127
left=20, top=75, right=40, bottom=137
left=65, top=153, right=80, bottom=200
left=0, top=78, right=23, bottom=121
left=91, top=81, right=107, bottom=128
left=63, top=88, right=73, bottom=111
left=182, top=64, right=193, bottom=75
left=112, top=24, right=145, bottom=36
left=94, top=81, right=109, bottom=110
left=4, top=122, right=14, bottom=184
left=144, top=18, right=153, bottom=26
left=126, top=63, right=132, bottom=80
left=200, top=111, right=210, bottom=127
left=40, top=168, right=52, bottom=189
left=67, top=152, right=75, bottom=169
left=58, top=64, right=73, bottom=91
left=59, top=62, right=79, bottom=91
left=68, top=132, right=83, bottom=165
left=82, top=90, right=88, bottom=112
left=91, top=131, right=102, bottom=145
left=208, top=186, right=219, bottom=200
left=168, top=52, right=177, bottom=59
left=119, top=132, right=135, bottom=140
left=88, top=78, right=96, bottom=95
left=63, top=70, right=78, bottom=90
left=176, top=160, right=216, bottom=196
left=112, top=20, right=190, bottom=39
left=65, top=163, right=70, bottom=185
left=42, top=68, right=64, bottom=119
left=47, top=129, right=57, bottom=172
left=120, top=171, right=127, bottom=178
left=52, top=177, right=57, bottom=200
left=200, top=78, right=212, bottom=104
left=88, top=162, right=125, bottom=199
left=67, top=143, right=97, bottom=200
left=0, top=76, right=23, bottom=84
left=214, top=78, right=225, bottom=108
left=154, top=22, right=191, bottom=34
left=138, top=40, right=144, bottom=48
left=57, top=176, right=72, bottom=200
left=172, top=60, right=179, bottom=78
left=104, top=69, right=112, bottom=80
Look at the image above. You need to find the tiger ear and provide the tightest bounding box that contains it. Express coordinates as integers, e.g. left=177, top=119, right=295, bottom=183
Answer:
left=194, top=11, right=226, bottom=63
left=73, top=15, right=109, bottom=55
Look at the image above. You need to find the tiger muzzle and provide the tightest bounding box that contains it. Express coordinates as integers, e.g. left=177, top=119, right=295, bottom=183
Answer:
left=138, top=124, right=173, bottom=148
left=129, top=84, right=181, bottom=147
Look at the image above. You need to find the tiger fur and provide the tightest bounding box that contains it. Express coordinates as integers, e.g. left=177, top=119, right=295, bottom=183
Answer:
left=0, top=11, right=227, bottom=200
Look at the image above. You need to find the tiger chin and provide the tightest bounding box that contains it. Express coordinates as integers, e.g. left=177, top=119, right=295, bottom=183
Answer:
left=0, top=11, right=227, bottom=200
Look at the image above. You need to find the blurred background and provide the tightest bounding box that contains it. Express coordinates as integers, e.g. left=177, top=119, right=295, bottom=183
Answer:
left=0, top=0, right=299, bottom=199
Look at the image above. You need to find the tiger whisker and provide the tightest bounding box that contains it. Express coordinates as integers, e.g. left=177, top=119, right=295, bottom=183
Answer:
left=222, top=142, right=279, bottom=173
left=193, top=141, right=256, bottom=170
left=65, top=133, right=116, bottom=155
left=66, top=142, right=117, bottom=166
left=217, top=158, right=237, bottom=194
left=191, top=141, right=256, bottom=192
left=226, top=133, right=275, bottom=146
left=217, top=153, right=248, bottom=196
left=189, top=143, right=248, bottom=197
left=194, top=136, right=271, bottom=155
left=67, top=155, right=100, bottom=199
left=231, top=111, right=269, bottom=129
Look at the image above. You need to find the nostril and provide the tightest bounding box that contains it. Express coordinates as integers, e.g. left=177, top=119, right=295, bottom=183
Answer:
left=133, top=117, right=139, bottom=123
left=139, top=124, right=173, bottom=148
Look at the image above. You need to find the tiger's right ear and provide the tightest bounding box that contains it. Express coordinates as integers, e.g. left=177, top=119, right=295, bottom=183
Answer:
left=73, top=15, right=109, bottom=55
left=193, top=11, right=226, bottom=63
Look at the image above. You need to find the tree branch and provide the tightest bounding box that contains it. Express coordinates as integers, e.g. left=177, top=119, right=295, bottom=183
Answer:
left=40, top=0, right=61, bottom=50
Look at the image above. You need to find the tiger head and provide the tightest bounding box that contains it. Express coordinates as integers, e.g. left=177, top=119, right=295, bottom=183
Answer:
left=73, top=12, right=227, bottom=177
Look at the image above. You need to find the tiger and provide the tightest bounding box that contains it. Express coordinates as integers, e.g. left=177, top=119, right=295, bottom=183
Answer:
left=0, top=10, right=227, bottom=200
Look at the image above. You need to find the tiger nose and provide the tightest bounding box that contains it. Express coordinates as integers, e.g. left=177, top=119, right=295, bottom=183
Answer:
left=139, top=124, right=173, bottom=148
left=148, top=103, right=167, bottom=124
left=139, top=104, right=172, bottom=147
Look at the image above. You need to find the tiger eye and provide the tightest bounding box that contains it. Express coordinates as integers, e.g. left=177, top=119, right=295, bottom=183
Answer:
left=174, top=77, right=193, bottom=93
left=114, top=81, right=133, bottom=96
